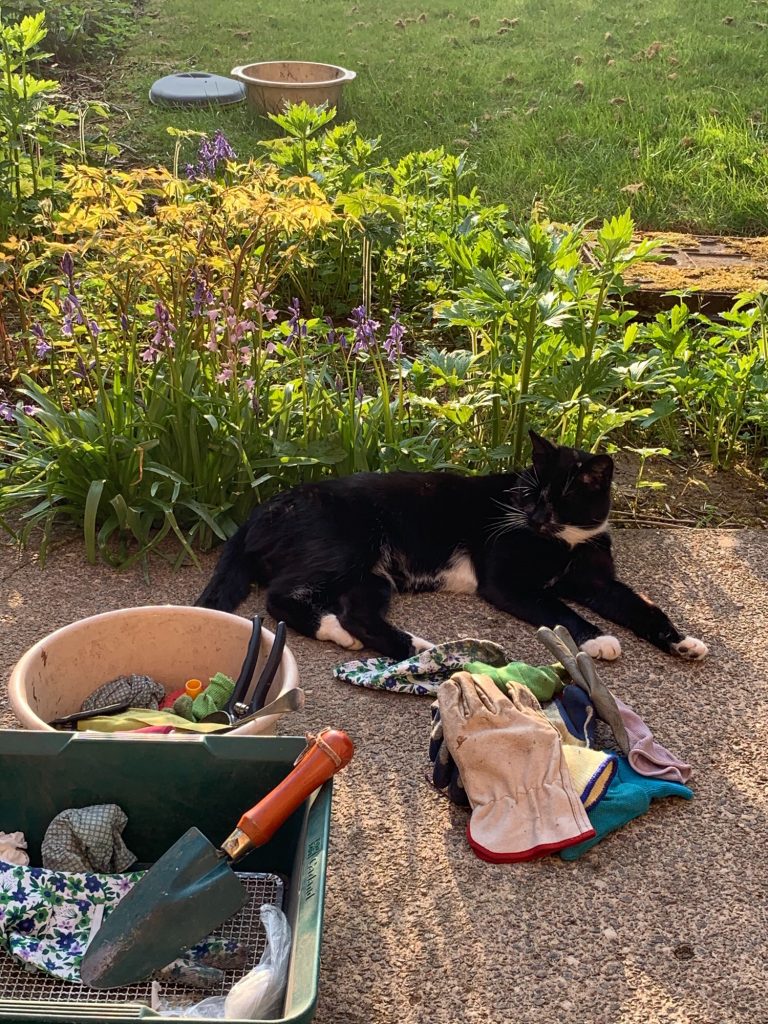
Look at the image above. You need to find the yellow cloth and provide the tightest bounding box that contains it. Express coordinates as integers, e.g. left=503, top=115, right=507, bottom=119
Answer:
left=562, top=745, right=617, bottom=810
left=76, top=709, right=227, bottom=734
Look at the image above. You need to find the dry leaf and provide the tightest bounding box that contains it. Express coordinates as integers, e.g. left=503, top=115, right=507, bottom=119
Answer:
left=610, top=96, right=626, bottom=105
left=503, top=73, right=518, bottom=84
left=645, top=40, right=663, bottom=58
left=418, top=12, right=427, bottom=22
left=573, top=54, right=584, bottom=64
left=499, top=17, right=519, bottom=27
left=607, top=58, right=616, bottom=67
left=668, top=72, right=678, bottom=80
left=604, top=31, right=613, bottom=41
left=394, top=18, right=405, bottom=28
left=469, top=16, right=481, bottom=27
left=573, top=80, right=586, bottom=93
left=621, top=182, right=644, bottom=194
left=680, top=136, right=694, bottom=148
left=722, top=15, right=735, bottom=24
left=497, top=26, right=509, bottom=34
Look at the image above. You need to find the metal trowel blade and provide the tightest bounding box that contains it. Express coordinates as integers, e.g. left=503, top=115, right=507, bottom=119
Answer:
left=80, top=827, right=247, bottom=989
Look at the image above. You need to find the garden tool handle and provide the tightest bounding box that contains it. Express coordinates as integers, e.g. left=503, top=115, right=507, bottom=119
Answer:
left=220, top=728, right=355, bottom=860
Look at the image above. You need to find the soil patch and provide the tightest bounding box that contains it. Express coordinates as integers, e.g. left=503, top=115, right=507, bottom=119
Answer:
left=611, top=450, right=767, bottom=528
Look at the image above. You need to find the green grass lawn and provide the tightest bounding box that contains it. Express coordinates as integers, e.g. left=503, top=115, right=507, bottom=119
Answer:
left=114, top=0, right=768, bottom=233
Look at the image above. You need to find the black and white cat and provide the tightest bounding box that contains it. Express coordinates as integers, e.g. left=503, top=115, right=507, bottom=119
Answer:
left=196, top=432, right=708, bottom=662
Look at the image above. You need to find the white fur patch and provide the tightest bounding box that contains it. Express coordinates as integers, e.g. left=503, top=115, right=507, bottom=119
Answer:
left=439, top=554, right=478, bottom=595
left=558, top=520, right=609, bottom=547
left=408, top=633, right=435, bottom=653
left=580, top=635, right=622, bottom=660
left=672, top=635, right=708, bottom=660
left=315, top=614, right=363, bottom=650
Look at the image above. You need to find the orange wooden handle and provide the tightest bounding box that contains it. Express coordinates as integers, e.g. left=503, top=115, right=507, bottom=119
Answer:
left=236, top=729, right=354, bottom=848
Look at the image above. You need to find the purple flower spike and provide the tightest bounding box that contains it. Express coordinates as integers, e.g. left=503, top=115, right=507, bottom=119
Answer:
left=60, top=252, right=74, bottom=282
left=187, top=130, right=238, bottom=180
left=31, top=323, right=51, bottom=359
left=0, top=402, right=14, bottom=422
left=149, top=301, right=176, bottom=351
left=348, top=305, right=381, bottom=354
left=384, top=308, right=405, bottom=362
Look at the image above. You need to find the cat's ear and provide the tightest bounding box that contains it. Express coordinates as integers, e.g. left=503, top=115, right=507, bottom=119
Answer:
left=528, top=430, right=558, bottom=465
left=578, top=453, right=614, bottom=490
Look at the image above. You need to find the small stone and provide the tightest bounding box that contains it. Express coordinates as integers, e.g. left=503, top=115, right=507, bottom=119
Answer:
left=603, top=926, right=619, bottom=941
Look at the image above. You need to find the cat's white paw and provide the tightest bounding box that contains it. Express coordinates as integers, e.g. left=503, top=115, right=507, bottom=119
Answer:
left=580, top=635, right=622, bottom=661
left=316, top=614, right=363, bottom=650
left=408, top=634, right=435, bottom=653
left=671, top=635, right=708, bottom=660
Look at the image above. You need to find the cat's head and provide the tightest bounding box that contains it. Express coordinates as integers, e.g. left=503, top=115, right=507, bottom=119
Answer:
left=508, top=431, right=613, bottom=541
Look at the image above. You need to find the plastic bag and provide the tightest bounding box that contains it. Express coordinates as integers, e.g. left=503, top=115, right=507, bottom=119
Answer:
left=224, top=905, right=291, bottom=1019
left=154, top=905, right=292, bottom=1020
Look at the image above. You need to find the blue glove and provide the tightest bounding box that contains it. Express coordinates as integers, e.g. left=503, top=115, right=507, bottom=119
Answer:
left=559, top=756, right=693, bottom=860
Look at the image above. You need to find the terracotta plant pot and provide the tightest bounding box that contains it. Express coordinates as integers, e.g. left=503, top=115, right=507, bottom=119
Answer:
left=230, top=60, right=356, bottom=115
left=7, top=606, right=299, bottom=738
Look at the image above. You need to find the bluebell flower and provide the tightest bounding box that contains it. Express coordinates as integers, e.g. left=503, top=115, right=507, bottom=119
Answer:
left=348, top=305, right=380, bottom=354
left=384, top=308, right=405, bottom=361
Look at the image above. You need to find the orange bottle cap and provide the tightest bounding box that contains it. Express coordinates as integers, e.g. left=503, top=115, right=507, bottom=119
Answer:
left=185, top=678, right=205, bottom=697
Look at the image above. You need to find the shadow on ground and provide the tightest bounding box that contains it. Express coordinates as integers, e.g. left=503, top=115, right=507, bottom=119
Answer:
left=1, top=530, right=765, bottom=1024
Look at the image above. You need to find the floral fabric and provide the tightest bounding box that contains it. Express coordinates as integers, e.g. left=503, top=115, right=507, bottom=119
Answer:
left=333, top=639, right=511, bottom=695
left=0, top=861, right=242, bottom=984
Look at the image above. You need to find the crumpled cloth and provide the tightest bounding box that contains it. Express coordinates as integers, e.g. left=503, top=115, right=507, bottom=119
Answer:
left=0, top=860, right=245, bottom=985
left=41, top=805, right=137, bottom=873
left=81, top=674, right=166, bottom=713
left=0, top=832, right=29, bottom=867
left=333, top=639, right=512, bottom=694
left=615, top=698, right=692, bottom=784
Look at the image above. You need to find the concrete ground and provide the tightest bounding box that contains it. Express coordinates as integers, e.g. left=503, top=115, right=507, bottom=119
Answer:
left=1, top=530, right=766, bottom=1024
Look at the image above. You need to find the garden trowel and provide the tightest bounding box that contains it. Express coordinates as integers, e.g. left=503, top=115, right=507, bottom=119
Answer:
left=80, top=728, right=354, bottom=989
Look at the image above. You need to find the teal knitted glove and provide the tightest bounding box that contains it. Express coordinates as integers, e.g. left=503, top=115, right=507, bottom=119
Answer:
left=192, top=672, right=235, bottom=721
left=559, top=756, right=693, bottom=861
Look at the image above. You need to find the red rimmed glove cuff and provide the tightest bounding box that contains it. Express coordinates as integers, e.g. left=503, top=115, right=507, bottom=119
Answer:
left=467, top=822, right=597, bottom=863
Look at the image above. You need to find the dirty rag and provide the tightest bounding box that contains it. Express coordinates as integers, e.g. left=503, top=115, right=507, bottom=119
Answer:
left=0, top=832, right=29, bottom=867
left=81, top=675, right=166, bottom=713
left=41, top=804, right=136, bottom=873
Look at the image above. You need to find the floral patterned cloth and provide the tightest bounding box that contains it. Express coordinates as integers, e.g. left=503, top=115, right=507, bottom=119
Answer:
left=0, top=859, right=140, bottom=981
left=332, top=639, right=512, bottom=695
left=0, top=861, right=243, bottom=984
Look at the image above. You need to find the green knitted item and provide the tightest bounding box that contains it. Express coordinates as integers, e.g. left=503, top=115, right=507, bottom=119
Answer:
left=463, top=661, right=565, bottom=704
left=172, top=694, right=195, bottom=721
left=191, top=672, right=235, bottom=721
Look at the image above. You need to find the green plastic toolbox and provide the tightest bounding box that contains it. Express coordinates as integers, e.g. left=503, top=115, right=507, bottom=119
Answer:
left=0, top=731, right=333, bottom=1024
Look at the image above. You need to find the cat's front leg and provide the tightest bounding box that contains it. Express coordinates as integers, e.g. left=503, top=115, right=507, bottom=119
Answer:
left=562, top=578, right=708, bottom=660
left=478, top=582, right=607, bottom=652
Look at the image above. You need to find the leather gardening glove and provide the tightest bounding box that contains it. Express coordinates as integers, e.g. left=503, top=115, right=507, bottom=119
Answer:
left=437, top=673, right=595, bottom=862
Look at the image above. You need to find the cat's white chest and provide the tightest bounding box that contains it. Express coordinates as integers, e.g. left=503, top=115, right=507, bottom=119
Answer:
left=439, top=554, right=478, bottom=594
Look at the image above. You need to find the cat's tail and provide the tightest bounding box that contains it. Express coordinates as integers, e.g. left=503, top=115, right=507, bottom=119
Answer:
left=195, top=521, right=256, bottom=612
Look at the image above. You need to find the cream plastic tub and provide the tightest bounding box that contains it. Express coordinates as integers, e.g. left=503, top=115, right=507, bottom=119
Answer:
left=7, top=605, right=299, bottom=737
left=231, top=60, right=356, bottom=115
